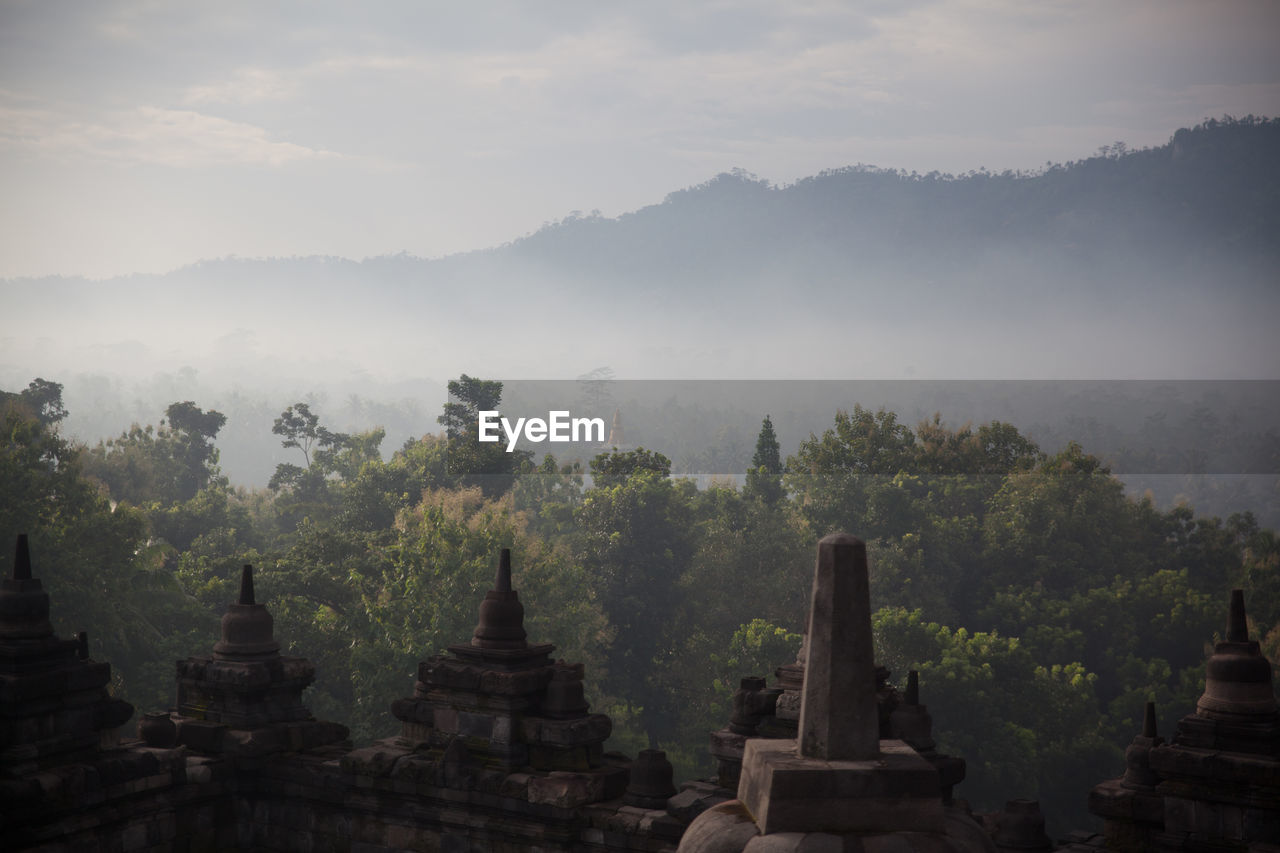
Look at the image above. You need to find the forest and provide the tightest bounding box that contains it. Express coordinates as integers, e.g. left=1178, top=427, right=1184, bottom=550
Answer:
left=3, top=375, right=1278, bottom=836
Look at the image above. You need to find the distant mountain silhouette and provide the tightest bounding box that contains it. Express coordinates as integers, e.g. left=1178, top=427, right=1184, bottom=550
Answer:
left=9, top=115, right=1275, bottom=298
left=481, top=115, right=1279, bottom=291
left=4, top=114, right=1276, bottom=403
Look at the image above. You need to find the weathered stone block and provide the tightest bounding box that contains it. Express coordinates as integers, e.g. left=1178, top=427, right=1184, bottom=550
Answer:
left=492, top=715, right=513, bottom=745
left=528, top=770, right=608, bottom=808
left=458, top=710, right=495, bottom=739
left=666, top=788, right=710, bottom=823
left=341, top=743, right=407, bottom=777
left=435, top=708, right=459, bottom=734
left=738, top=739, right=944, bottom=836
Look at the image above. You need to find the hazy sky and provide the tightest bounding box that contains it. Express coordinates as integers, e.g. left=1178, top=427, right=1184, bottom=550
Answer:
left=2, top=0, right=1277, bottom=280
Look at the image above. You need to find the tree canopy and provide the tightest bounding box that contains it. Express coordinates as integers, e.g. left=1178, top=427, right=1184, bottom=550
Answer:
left=5, top=374, right=1277, bottom=836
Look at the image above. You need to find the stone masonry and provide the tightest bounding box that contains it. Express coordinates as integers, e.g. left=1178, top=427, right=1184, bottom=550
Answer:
left=2, top=539, right=724, bottom=851
left=1087, top=589, right=1280, bottom=852
left=4, top=532, right=1279, bottom=852
left=679, top=533, right=996, bottom=853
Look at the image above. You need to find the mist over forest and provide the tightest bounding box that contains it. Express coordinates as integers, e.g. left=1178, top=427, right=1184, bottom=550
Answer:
left=4, top=116, right=1278, bottom=396
left=3, top=116, right=1276, bottom=501
left=3, top=116, right=1280, bottom=837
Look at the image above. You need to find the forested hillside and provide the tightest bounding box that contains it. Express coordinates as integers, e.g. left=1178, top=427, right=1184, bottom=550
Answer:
left=3, top=116, right=1277, bottom=409
left=4, top=376, right=1278, bottom=836
left=498, top=115, right=1280, bottom=284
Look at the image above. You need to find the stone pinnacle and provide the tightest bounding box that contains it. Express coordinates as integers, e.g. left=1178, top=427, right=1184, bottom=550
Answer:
left=906, top=670, right=920, bottom=706
left=798, top=533, right=879, bottom=761
left=495, top=548, right=513, bottom=593
left=15, top=533, right=31, bottom=580
left=1142, top=701, right=1158, bottom=738
left=471, top=548, right=527, bottom=649
left=238, top=564, right=255, bottom=606
left=1227, top=588, right=1248, bottom=642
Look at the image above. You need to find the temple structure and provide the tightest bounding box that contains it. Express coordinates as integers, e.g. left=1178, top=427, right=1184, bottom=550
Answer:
left=1, top=535, right=192, bottom=851
left=1085, top=589, right=1279, bottom=851
left=1, top=539, right=726, bottom=851
left=170, top=564, right=349, bottom=759
left=2, top=532, right=1277, bottom=851
left=679, top=534, right=995, bottom=852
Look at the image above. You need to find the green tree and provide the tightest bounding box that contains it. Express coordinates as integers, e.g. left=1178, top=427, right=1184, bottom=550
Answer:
left=1, top=389, right=206, bottom=715
left=270, top=402, right=351, bottom=495
left=261, top=486, right=605, bottom=743
left=269, top=403, right=374, bottom=532
left=576, top=451, right=695, bottom=748
left=84, top=401, right=228, bottom=506
left=165, top=401, right=228, bottom=501
left=512, top=454, right=585, bottom=539
left=744, top=415, right=784, bottom=504
left=437, top=375, right=532, bottom=496
left=873, top=607, right=1114, bottom=834
left=0, top=377, right=69, bottom=426
left=589, top=446, right=671, bottom=488
left=981, top=443, right=1162, bottom=597
left=786, top=405, right=916, bottom=538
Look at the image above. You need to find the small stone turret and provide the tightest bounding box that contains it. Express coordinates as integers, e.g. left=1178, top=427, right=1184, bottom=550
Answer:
left=213, top=564, right=280, bottom=659
left=681, top=534, right=994, bottom=852
left=471, top=548, right=527, bottom=649
left=172, top=564, right=347, bottom=756
left=0, top=533, right=54, bottom=639
left=993, top=799, right=1053, bottom=852
left=1090, top=589, right=1280, bottom=851
left=0, top=535, right=134, bottom=775
left=891, top=670, right=935, bottom=752
left=390, top=548, right=612, bottom=773
left=1120, top=701, right=1162, bottom=791
left=625, top=749, right=677, bottom=808
left=1194, top=588, right=1277, bottom=723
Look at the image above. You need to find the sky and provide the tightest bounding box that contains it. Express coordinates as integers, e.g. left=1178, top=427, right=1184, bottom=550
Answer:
left=2, top=0, right=1278, bottom=280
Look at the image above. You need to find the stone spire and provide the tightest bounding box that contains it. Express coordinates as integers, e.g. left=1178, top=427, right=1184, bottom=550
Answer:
left=14, top=533, right=32, bottom=579
left=173, top=563, right=347, bottom=753
left=798, top=533, right=879, bottom=760
left=1, top=533, right=53, bottom=639
left=472, top=548, right=528, bottom=649
left=239, top=562, right=255, bottom=605
left=1, top=535, right=133, bottom=774
left=1195, top=588, right=1277, bottom=720
left=687, top=533, right=987, bottom=848
left=213, top=564, right=279, bottom=660
left=1120, top=701, right=1163, bottom=790
left=891, top=670, right=936, bottom=753
left=1092, top=590, right=1279, bottom=849
left=394, top=548, right=610, bottom=774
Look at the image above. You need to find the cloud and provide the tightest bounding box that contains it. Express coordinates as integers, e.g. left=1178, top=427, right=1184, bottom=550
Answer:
left=1, top=0, right=1276, bottom=279
left=0, top=100, right=340, bottom=167
left=183, top=68, right=299, bottom=105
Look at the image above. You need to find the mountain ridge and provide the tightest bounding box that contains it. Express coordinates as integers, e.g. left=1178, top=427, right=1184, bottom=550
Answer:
left=5, top=115, right=1275, bottom=286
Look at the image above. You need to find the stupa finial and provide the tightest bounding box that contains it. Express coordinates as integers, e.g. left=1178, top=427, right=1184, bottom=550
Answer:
left=1227, top=588, right=1248, bottom=643
left=495, top=548, right=513, bottom=593
left=238, top=564, right=256, bottom=606
left=471, top=548, right=527, bottom=649
left=15, top=533, right=32, bottom=581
